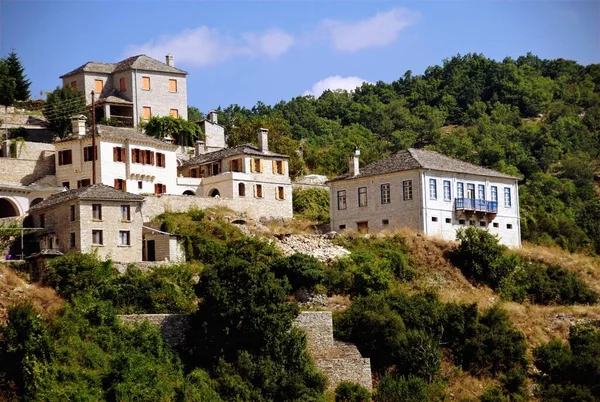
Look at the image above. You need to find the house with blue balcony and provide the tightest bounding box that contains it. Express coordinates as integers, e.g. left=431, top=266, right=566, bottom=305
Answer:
left=328, top=148, right=521, bottom=247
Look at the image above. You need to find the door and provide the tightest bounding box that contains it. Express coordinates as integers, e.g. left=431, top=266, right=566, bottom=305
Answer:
left=357, top=221, right=369, bottom=234
left=467, top=183, right=475, bottom=199
left=147, top=240, right=156, bottom=261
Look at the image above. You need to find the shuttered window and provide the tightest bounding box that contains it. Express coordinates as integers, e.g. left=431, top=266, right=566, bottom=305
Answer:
left=114, top=179, right=126, bottom=191
left=71, top=81, right=77, bottom=88
left=142, top=76, right=150, bottom=90
left=113, top=147, right=126, bottom=162
left=154, top=183, right=167, bottom=194
left=58, top=150, right=72, bottom=165
left=169, top=79, right=177, bottom=92
left=276, top=186, right=285, bottom=200
left=83, top=146, right=97, bottom=162
left=156, top=153, right=166, bottom=168
left=94, top=79, right=103, bottom=93
left=142, top=106, right=151, bottom=119
left=119, top=77, right=126, bottom=91
left=254, top=184, right=263, bottom=198
left=251, top=159, right=262, bottom=173
left=170, top=109, right=178, bottom=118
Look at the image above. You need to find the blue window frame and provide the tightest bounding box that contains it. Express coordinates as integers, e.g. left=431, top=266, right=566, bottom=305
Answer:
left=403, top=180, right=413, bottom=201
left=443, top=180, right=451, bottom=201
left=491, top=186, right=498, bottom=202
left=504, top=187, right=511, bottom=207
left=457, top=182, right=464, bottom=199
left=478, top=184, right=485, bottom=200
left=381, top=183, right=391, bottom=204
left=429, top=179, right=437, bottom=200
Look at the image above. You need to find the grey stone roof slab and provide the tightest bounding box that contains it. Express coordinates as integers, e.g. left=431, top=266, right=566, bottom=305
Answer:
left=29, top=184, right=143, bottom=212
left=54, top=125, right=177, bottom=149
left=60, top=55, right=187, bottom=78
left=184, top=144, right=288, bottom=166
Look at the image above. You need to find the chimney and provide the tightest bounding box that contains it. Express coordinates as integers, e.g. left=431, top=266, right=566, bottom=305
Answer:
left=194, top=140, right=205, bottom=156
left=258, top=128, right=269, bottom=152
left=163, top=134, right=174, bottom=144
left=71, top=115, right=87, bottom=138
left=166, top=53, right=174, bottom=67
left=349, top=148, right=360, bottom=177
left=208, top=110, right=218, bottom=124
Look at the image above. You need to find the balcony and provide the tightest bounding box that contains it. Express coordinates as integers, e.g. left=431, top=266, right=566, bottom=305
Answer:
left=455, top=198, right=498, bottom=214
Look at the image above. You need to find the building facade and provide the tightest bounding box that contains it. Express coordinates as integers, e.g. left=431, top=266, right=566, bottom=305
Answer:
left=328, top=148, right=521, bottom=247
left=60, top=54, right=188, bottom=127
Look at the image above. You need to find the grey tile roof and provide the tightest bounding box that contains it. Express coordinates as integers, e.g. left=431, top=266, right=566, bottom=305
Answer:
left=60, top=55, right=187, bottom=78
left=29, top=184, right=144, bottom=212
left=183, top=144, right=288, bottom=166
left=329, top=148, right=518, bottom=182
left=97, top=89, right=133, bottom=105
left=54, top=125, right=178, bottom=149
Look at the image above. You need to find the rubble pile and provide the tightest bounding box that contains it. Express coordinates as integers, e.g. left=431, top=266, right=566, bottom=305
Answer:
left=274, top=234, right=350, bottom=263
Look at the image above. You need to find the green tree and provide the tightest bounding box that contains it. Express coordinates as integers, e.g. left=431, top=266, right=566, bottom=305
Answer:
left=188, top=106, right=204, bottom=122
left=4, top=51, right=30, bottom=101
left=43, top=85, right=86, bottom=137
left=335, top=382, right=371, bottom=402
left=0, top=59, right=16, bottom=105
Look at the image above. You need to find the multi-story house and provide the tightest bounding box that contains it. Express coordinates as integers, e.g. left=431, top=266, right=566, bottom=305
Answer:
left=60, top=54, right=187, bottom=127
left=328, top=148, right=521, bottom=247
left=178, top=128, right=292, bottom=218
left=54, top=115, right=179, bottom=195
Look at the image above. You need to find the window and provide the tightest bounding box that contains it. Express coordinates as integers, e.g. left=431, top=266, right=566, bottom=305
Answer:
left=142, top=106, right=151, bottom=119
left=211, top=163, right=220, bottom=175
left=457, top=182, right=464, bottom=199
left=251, top=158, right=263, bottom=173
left=273, top=160, right=284, bottom=174
left=170, top=109, right=179, bottom=118
left=230, top=159, right=242, bottom=172
left=443, top=180, right=451, bottom=201
left=445, top=218, right=452, bottom=224
left=70, top=205, right=75, bottom=221
left=113, top=147, right=126, bottom=162
left=48, top=236, right=53, bottom=250
left=94, top=79, right=103, bottom=93
left=77, top=179, right=90, bottom=188
left=169, top=79, right=177, bottom=92
left=114, top=179, right=126, bottom=191
left=381, top=183, right=391, bottom=204
left=478, top=184, right=485, bottom=200
left=121, top=205, right=131, bottom=221
left=190, top=168, right=199, bottom=178
left=146, top=150, right=154, bottom=165
left=276, top=186, right=285, bottom=200
left=493, top=222, right=499, bottom=228
left=92, top=230, right=103, bottom=245
left=403, top=180, right=413, bottom=201
left=337, top=190, right=347, bottom=210
left=480, top=221, right=486, bottom=227
left=238, top=183, right=246, bottom=197
left=156, top=153, right=166, bottom=168
left=39, top=214, right=45, bottom=228
left=358, top=187, right=368, bottom=207
left=119, top=231, right=130, bottom=246
left=382, top=219, right=389, bottom=226
left=138, top=181, right=143, bottom=190
left=507, top=224, right=513, bottom=229
left=83, top=145, right=97, bottom=162
left=339, top=224, right=346, bottom=230
left=491, top=186, right=498, bottom=202
left=142, top=76, right=150, bottom=90
left=254, top=184, right=263, bottom=198
left=432, top=217, right=438, bottom=222
left=154, top=183, right=167, bottom=194
left=132, top=148, right=141, bottom=163
left=429, top=179, right=437, bottom=200
left=70, top=232, right=76, bottom=248
left=119, top=77, right=126, bottom=91
left=459, top=219, right=465, bottom=225
left=58, top=150, right=72, bottom=165
left=70, top=80, right=77, bottom=88
left=467, top=183, right=475, bottom=199
left=62, top=181, right=70, bottom=189
left=92, top=204, right=102, bottom=220
left=504, top=188, right=512, bottom=207
left=132, top=149, right=154, bottom=165
left=470, top=220, right=476, bottom=226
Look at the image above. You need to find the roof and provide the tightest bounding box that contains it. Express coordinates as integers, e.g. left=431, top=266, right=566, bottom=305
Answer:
left=329, top=148, right=518, bottom=182
left=54, top=125, right=178, bottom=149
left=60, top=55, right=187, bottom=78
left=96, top=89, right=133, bottom=105
left=29, top=184, right=144, bottom=212
left=184, top=144, right=288, bottom=166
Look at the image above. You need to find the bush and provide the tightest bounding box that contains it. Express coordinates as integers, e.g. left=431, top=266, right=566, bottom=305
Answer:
left=453, top=227, right=508, bottom=287
left=375, top=374, right=445, bottom=402
left=335, top=382, right=371, bottom=402
left=271, top=253, right=326, bottom=291
left=292, top=187, right=330, bottom=223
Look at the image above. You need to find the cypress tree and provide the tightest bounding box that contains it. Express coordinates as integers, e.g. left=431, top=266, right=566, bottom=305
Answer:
left=5, top=51, right=31, bottom=101
left=0, top=59, right=16, bottom=105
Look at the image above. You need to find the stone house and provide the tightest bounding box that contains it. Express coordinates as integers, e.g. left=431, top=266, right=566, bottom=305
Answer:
left=328, top=148, right=521, bottom=247
left=53, top=116, right=179, bottom=195
left=60, top=54, right=187, bottom=127
left=28, top=184, right=145, bottom=262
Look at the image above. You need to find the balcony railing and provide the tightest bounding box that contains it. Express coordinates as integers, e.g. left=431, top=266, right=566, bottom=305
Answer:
left=455, top=198, right=498, bottom=213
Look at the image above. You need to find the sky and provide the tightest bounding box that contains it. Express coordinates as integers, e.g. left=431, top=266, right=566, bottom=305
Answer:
left=1, top=1, right=599, bottom=112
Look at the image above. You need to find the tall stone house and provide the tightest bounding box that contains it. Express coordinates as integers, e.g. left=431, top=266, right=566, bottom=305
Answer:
left=54, top=115, right=179, bottom=195
left=60, top=54, right=187, bottom=127
left=328, top=148, right=521, bottom=247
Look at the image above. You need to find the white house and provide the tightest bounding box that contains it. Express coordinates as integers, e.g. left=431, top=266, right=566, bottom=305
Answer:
left=54, top=115, right=179, bottom=195
left=328, top=148, right=521, bottom=247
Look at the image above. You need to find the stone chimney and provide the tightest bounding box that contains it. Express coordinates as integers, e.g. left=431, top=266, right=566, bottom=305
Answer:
left=194, top=140, right=205, bottom=156
left=166, top=53, right=174, bottom=67
left=208, top=110, right=218, bottom=124
left=258, top=128, right=269, bottom=152
left=349, top=148, right=360, bottom=177
left=71, top=115, right=87, bottom=138
left=163, top=134, right=174, bottom=144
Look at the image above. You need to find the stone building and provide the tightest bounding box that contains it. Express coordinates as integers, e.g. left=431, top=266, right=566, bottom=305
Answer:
left=60, top=54, right=187, bottom=126
left=53, top=116, right=179, bottom=195
left=328, top=148, right=521, bottom=247
left=28, top=184, right=145, bottom=262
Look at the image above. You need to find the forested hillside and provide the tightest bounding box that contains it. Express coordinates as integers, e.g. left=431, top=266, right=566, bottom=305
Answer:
left=214, top=53, right=600, bottom=254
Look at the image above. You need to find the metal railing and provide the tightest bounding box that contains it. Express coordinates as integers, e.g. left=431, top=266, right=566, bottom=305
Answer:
left=455, top=198, right=498, bottom=213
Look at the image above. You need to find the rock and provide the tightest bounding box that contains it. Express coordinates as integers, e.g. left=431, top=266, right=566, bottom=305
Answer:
left=273, top=234, right=350, bottom=263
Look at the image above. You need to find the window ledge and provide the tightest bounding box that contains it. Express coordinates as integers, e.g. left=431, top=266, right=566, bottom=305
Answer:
left=92, top=219, right=103, bottom=222
left=120, top=220, right=132, bottom=223
left=118, top=245, right=131, bottom=247
left=92, top=244, right=104, bottom=247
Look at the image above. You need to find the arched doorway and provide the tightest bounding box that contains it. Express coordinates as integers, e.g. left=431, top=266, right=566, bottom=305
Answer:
left=183, top=190, right=195, bottom=196
left=209, top=189, right=220, bottom=198
left=0, top=198, right=20, bottom=218
left=238, top=183, right=246, bottom=197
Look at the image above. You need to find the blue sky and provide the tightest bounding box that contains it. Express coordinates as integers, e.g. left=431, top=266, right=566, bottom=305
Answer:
left=1, top=1, right=599, bottom=112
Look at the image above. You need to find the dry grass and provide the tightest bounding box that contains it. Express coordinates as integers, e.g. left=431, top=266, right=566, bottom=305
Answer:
left=0, top=264, right=63, bottom=325
left=442, top=359, right=497, bottom=401
left=255, top=218, right=318, bottom=237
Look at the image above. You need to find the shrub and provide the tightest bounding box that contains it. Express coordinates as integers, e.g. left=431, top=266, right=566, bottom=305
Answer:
left=44, top=252, right=113, bottom=299
left=327, top=254, right=393, bottom=297
left=375, top=374, right=445, bottom=402
left=453, top=227, right=508, bottom=286
left=271, top=253, right=326, bottom=291
left=292, top=187, right=330, bottom=223
left=335, top=382, right=371, bottom=402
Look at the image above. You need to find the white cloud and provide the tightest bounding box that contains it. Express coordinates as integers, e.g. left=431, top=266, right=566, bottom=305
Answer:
left=304, top=75, right=372, bottom=97
left=123, top=26, right=294, bottom=67
left=320, top=8, right=418, bottom=52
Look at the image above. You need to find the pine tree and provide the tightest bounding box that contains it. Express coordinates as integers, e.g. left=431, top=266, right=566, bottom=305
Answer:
left=0, top=59, right=16, bottom=105
left=5, top=51, right=31, bottom=101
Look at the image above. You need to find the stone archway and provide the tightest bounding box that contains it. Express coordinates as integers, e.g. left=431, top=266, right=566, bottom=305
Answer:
left=0, top=198, right=20, bottom=218
left=209, top=189, right=220, bottom=198
left=30, top=198, right=44, bottom=208
left=183, top=190, right=195, bottom=196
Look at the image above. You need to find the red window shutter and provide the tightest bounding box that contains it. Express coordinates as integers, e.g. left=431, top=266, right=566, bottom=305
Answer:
left=163, top=154, right=166, bottom=167
left=121, top=147, right=126, bottom=162
left=123, top=180, right=127, bottom=192
left=113, top=147, right=118, bottom=161
left=131, top=149, right=135, bottom=162
left=150, top=152, right=155, bottom=165
left=163, top=184, right=166, bottom=194
left=154, top=184, right=158, bottom=194
left=114, top=179, right=118, bottom=189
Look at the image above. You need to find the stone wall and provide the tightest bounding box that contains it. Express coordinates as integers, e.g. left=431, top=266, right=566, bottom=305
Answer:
left=118, top=314, right=191, bottom=347
left=0, top=156, right=55, bottom=185
left=293, top=311, right=334, bottom=351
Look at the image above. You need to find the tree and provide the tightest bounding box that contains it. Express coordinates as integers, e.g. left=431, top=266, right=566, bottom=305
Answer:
left=43, top=86, right=86, bottom=137
left=188, top=106, right=203, bottom=122
left=4, top=51, right=30, bottom=101
left=0, top=59, right=16, bottom=106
